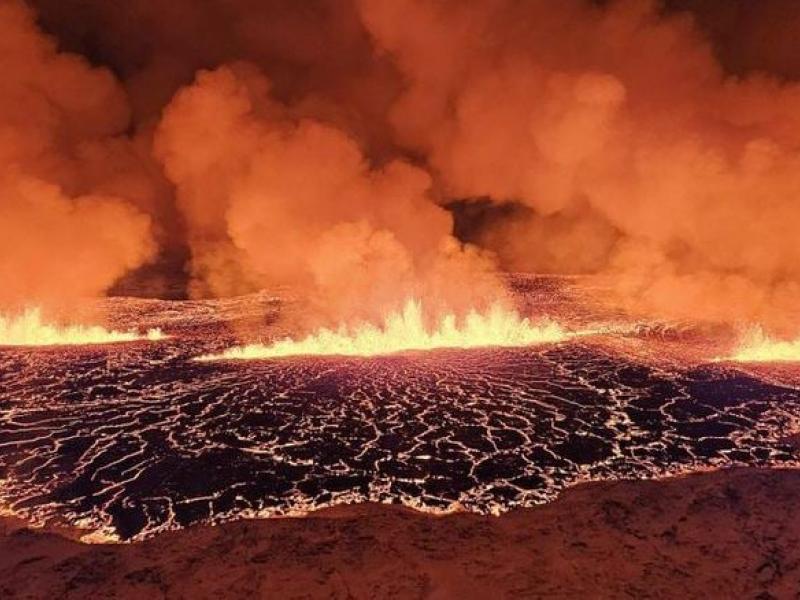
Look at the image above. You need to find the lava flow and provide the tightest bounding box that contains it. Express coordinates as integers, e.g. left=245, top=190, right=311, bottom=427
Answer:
left=198, top=299, right=574, bottom=361
left=0, top=307, right=165, bottom=347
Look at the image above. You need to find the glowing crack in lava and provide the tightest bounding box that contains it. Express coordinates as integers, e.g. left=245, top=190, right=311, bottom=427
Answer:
left=724, top=326, right=800, bottom=363
left=0, top=307, right=165, bottom=347
left=199, top=299, right=574, bottom=361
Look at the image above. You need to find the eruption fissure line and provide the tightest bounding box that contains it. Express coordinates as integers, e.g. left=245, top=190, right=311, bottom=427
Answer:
left=197, top=299, right=583, bottom=361
left=0, top=308, right=166, bottom=347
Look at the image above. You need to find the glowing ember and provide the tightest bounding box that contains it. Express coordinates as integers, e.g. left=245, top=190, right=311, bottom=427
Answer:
left=723, top=326, right=800, bottom=363
left=198, top=299, right=575, bottom=361
left=0, top=308, right=165, bottom=347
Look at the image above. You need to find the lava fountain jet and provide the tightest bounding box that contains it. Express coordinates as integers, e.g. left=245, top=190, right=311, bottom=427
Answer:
left=721, top=326, right=800, bottom=363
left=198, top=299, right=578, bottom=361
left=0, top=308, right=165, bottom=347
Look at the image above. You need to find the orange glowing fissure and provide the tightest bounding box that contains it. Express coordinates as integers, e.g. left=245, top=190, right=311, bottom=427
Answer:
left=0, top=307, right=165, bottom=347
left=10, top=300, right=800, bottom=363
left=198, top=299, right=590, bottom=361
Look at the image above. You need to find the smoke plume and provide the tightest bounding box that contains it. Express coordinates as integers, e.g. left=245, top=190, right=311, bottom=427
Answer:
left=154, top=64, right=502, bottom=322
left=358, top=0, right=800, bottom=330
left=0, top=0, right=155, bottom=313
left=7, top=0, right=800, bottom=332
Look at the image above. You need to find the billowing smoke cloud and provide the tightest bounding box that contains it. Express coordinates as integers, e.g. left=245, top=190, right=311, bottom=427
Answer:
left=0, top=0, right=155, bottom=312
left=8, top=0, right=800, bottom=332
left=154, top=64, right=501, bottom=322
left=29, top=0, right=402, bottom=157
left=357, top=0, right=800, bottom=330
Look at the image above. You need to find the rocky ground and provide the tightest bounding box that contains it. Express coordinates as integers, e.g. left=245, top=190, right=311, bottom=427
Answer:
left=2, top=467, right=799, bottom=599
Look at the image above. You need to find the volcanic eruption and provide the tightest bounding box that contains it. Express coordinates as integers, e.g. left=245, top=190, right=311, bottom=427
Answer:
left=0, top=308, right=164, bottom=347
left=3, top=0, right=800, bottom=348
left=3, top=3, right=800, bottom=589
left=197, top=299, right=578, bottom=360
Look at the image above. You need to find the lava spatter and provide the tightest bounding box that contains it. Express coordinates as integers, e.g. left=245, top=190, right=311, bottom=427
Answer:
left=198, top=300, right=577, bottom=361
left=0, top=308, right=165, bottom=347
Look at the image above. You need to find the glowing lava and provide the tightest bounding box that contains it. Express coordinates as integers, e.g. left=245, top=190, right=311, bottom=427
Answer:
left=0, top=308, right=165, bottom=347
left=723, top=326, right=800, bottom=363
left=199, top=299, right=576, bottom=361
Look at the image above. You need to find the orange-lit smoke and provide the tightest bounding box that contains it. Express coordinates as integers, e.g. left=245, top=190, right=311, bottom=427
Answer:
left=357, top=0, right=800, bottom=331
left=154, top=64, right=503, bottom=323
left=8, top=0, right=800, bottom=334
left=0, top=0, right=155, bottom=315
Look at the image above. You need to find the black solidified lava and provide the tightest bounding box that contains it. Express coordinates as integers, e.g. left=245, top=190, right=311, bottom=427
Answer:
left=1, top=332, right=800, bottom=540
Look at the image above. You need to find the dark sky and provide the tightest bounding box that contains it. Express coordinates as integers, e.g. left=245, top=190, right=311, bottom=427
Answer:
left=29, top=0, right=800, bottom=80
left=666, top=0, right=800, bottom=79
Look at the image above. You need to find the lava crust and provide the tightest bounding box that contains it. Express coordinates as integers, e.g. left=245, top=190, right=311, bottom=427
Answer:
left=1, top=279, right=799, bottom=541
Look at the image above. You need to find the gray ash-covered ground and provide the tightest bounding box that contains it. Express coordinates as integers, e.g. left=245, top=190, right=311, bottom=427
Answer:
left=1, top=276, right=799, bottom=541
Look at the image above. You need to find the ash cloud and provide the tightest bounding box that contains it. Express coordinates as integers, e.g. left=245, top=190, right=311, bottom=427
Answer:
left=9, top=0, right=800, bottom=330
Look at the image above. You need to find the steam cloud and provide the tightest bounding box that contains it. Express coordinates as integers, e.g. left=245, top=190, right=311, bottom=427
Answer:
left=8, top=0, right=800, bottom=331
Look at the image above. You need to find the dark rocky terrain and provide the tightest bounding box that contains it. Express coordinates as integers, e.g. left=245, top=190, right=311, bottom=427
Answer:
left=2, top=468, right=799, bottom=599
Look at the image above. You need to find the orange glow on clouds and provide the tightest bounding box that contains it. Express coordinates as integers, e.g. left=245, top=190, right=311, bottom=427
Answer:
left=0, top=308, right=165, bottom=347
left=198, top=299, right=581, bottom=361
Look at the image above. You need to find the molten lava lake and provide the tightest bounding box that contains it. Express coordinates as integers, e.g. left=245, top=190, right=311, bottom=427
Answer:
left=1, top=276, right=799, bottom=542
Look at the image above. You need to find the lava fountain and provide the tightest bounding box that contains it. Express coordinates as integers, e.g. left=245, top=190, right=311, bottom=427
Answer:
left=198, top=299, right=579, bottom=361
left=722, top=326, right=800, bottom=363
left=0, top=307, right=165, bottom=347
